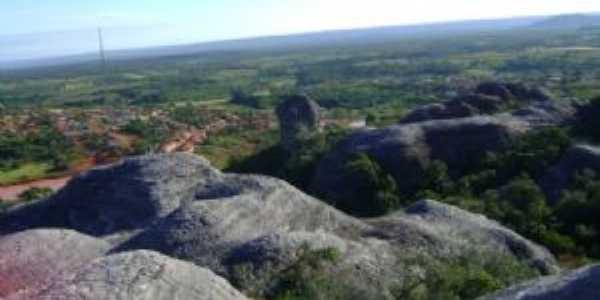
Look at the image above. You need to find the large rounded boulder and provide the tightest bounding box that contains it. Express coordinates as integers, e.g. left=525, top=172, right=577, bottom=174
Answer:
left=400, top=82, right=558, bottom=124
left=30, top=250, right=249, bottom=300
left=0, top=229, right=111, bottom=299
left=314, top=115, right=530, bottom=199
left=541, top=144, right=600, bottom=203
left=116, top=171, right=367, bottom=275
left=276, top=94, right=321, bottom=152
left=0, top=153, right=220, bottom=237
left=367, top=200, right=558, bottom=274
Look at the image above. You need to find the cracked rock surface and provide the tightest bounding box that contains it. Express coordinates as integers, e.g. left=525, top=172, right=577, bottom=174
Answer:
left=0, top=229, right=110, bottom=299
left=32, top=250, right=249, bottom=300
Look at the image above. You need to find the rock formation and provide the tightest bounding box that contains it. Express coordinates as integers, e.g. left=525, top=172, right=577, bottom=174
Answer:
left=0, top=229, right=111, bottom=299
left=511, top=100, right=579, bottom=127
left=541, top=144, right=600, bottom=203
left=0, top=154, right=219, bottom=237
left=314, top=115, right=530, bottom=199
left=371, top=200, right=558, bottom=274
left=400, top=82, right=561, bottom=124
left=275, top=94, right=321, bottom=151
left=31, top=250, right=250, bottom=300
left=0, top=153, right=559, bottom=299
left=476, top=82, right=554, bottom=103
left=486, top=264, right=600, bottom=300
left=400, top=94, right=506, bottom=124
left=317, top=83, right=578, bottom=205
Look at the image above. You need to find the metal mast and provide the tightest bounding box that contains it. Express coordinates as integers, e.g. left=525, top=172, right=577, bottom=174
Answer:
left=98, top=28, right=107, bottom=67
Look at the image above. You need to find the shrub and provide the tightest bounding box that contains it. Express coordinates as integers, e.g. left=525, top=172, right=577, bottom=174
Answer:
left=229, top=127, right=348, bottom=191
left=538, top=230, right=577, bottom=255
left=230, top=88, right=279, bottom=109
left=121, top=118, right=170, bottom=154
left=18, top=187, right=54, bottom=202
left=486, top=175, right=551, bottom=240
left=340, top=153, right=401, bottom=217
left=269, top=246, right=372, bottom=300
left=393, top=253, right=537, bottom=300
left=554, top=170, right=600, bottom=257
left=168, top=103, right=207, bottom=127
left=0, top=126, right=75, bottom=171
left=416, top=160, right=456, bottom=199
left=484, top=127, right=571, bottom=181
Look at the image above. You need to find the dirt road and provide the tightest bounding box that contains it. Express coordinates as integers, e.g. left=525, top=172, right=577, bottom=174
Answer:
left=0, top=176, right=71, bottom=201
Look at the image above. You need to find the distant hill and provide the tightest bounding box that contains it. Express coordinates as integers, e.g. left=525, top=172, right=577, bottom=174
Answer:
left=531, top=13, right=600, bottom=29
left=0, top=15, right=562, bottom=70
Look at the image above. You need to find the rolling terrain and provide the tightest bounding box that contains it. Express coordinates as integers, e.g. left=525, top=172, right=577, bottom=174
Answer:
left=2, top=13, right=600, bottom=300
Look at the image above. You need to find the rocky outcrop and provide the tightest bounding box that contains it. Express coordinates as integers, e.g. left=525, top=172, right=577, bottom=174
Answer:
left=541, top=144, right=600, bottom=203
left=475, top=82, right=514, bottom=100
left=511, top=100, right=579, bottom=127
left=314, top=115, right=530, bottom=199
left=400, top=82, right=558, bottom=124
left=400, top=94, right=499, bottom=124
left=0, top=154, right=219, bottom=237
left=476, top=82, right=554, bottom=103
left=0, top=229, right=111, bottom=299
left=276, top=94, right=321, bottom=151
left=400, top=93, right=513, bottom=124
left=0, top=153, right=559, bottom=299
left=485, top=264, right=600, bottom=300
left=317, top=87, right=579, bottom=203
left=374, top=200, right=558, bottom=274
left=116, top=170, right=366, bottom=276
left=31, top=250, right=249, bottom=300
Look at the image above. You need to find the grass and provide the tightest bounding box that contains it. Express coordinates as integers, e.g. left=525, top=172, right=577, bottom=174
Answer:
left=0, top=162, right=53, bottom=186
left=196, top=128, right=278, bottom=170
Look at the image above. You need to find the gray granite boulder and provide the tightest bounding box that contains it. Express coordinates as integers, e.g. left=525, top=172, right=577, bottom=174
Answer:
left=485, top=264, right=600, bottom=300
left=0, top=153, right=219, bottom=237
left=314, top=115, right=530, bottom=199
left=371, top=200, right=559, bottom=275
left=30, top=250, right=249, bottom=300
left=399, top=94, right=494, bottom=124
left=400, top=82, right=558, bottom=124
left=276, top=94, right=321, bottom=152
left=0, top=229, right=111, bottom=299
left=115, top=168, right=368, bottom=276
left=476, top=82, right=555, bottom=103
left=511, top=100, right=579, bottom=127
left=0, top=154, right=562, bottom=299
left=541, top=144, right=600, bottom=203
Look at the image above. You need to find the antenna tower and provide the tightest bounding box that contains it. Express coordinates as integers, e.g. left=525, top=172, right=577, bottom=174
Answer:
left=98, top=28, right=107, bottom=67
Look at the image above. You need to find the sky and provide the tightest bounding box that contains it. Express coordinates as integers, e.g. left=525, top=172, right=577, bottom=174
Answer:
left=1, top=0, right=600, bottom=61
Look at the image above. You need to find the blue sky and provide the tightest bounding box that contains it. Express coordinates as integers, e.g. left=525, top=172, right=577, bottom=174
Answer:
left=1, top=0, right=600, bottom=61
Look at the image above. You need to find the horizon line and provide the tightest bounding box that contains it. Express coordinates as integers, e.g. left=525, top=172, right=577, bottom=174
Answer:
left=1, top=11, right=599, bottom=67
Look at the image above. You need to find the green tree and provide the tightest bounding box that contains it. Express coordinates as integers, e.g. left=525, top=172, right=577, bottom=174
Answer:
left=485, top=127, right=571, bottom=182
left=341, top=153, right=401, bottom=217
left=555, top=170, right=600, bottom=256
left=487, top=175, right=551, bottom=241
